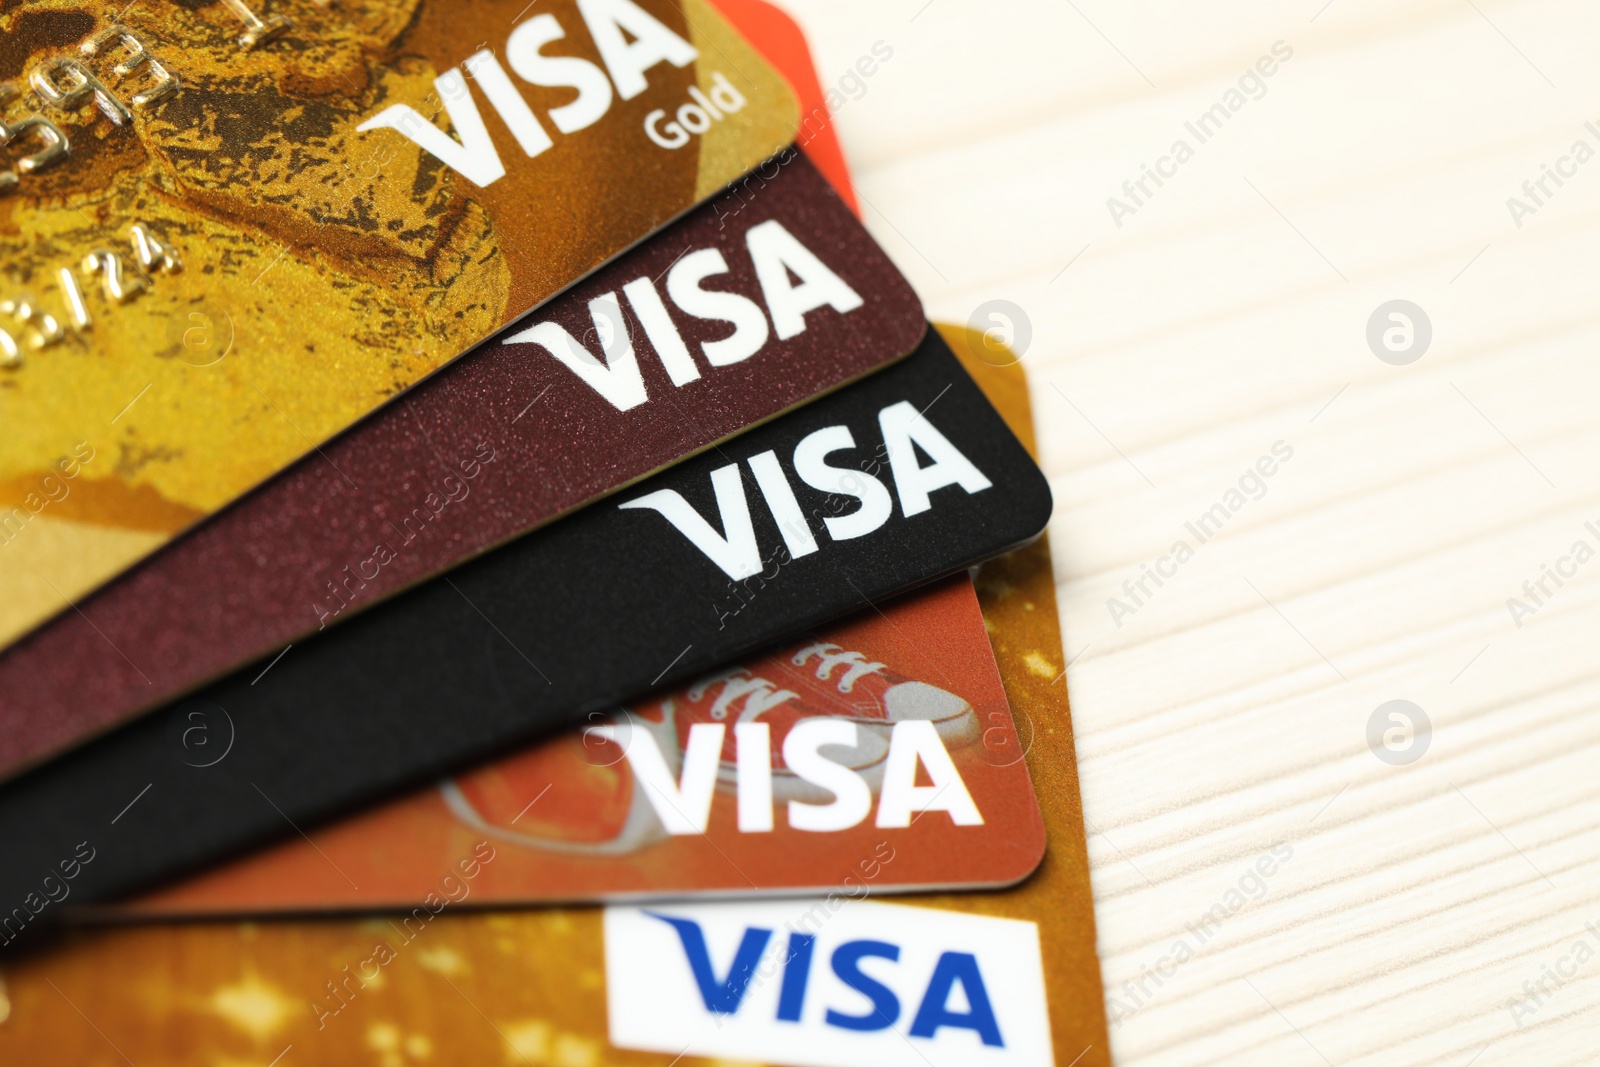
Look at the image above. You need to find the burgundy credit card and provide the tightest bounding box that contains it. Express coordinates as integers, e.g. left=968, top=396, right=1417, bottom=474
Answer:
left=0, top=152, right=924, bottom=780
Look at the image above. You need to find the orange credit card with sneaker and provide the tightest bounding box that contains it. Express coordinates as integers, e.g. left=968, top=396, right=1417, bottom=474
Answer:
left=118, top=574, right=1045, bottom=914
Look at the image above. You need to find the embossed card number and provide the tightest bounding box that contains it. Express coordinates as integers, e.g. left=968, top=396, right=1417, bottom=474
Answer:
left=0, top=223, right=180, bottom=368
left=0, top=23, right=177, bottom=192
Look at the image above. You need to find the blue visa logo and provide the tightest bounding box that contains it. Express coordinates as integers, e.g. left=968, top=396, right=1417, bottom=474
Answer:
left=605, top=898, right=1054, bottom=1066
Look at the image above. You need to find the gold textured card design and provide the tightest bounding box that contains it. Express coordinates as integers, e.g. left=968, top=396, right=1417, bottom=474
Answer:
left=0, top=325, right=1110, bottom=1067
left=0, top=0, right=798, bottom=648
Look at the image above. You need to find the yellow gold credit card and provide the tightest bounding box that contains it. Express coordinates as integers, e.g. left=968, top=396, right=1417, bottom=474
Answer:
left=0, top=0, right=798, bottom=647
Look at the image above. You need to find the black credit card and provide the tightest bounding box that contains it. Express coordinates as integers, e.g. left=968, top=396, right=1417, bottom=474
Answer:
left=0, top=327, right=1052, bottom=939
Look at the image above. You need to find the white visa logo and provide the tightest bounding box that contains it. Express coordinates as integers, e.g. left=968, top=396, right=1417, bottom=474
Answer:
left=357, top=0, right=708, bottom=187
left=502, top=218, right=862, bottom=411
left=588, top=717, right=983, bottom=834
left=618, top=402, right=993, bottom=579
left=605, top=898, right=1055, bottom=1067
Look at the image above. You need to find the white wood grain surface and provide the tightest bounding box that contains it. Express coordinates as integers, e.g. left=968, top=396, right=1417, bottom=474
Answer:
left=782, top=0, right=1600, bottom=1062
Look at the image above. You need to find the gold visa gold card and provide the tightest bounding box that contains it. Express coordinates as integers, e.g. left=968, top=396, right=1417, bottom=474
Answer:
left=0, top=0, right=798, bottom=648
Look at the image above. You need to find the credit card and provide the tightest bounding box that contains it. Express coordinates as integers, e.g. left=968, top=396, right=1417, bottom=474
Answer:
left=0, top=0, right=799, bottom=649
left=0, top=149, right=923, bottom=782
left=121, top=575, right=1045, bottom=913
left=0, top=326, right=1053, bottom=934
left=0, top=326, right=1110, bottom=1067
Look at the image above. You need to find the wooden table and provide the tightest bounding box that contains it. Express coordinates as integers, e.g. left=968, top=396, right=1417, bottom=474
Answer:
left=785, top=0, right=1600, bottom=1062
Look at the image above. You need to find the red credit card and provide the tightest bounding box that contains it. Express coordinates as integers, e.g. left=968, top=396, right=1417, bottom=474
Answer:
left=115, top=576, right=1045, bottom=915
left=0, top=148, right=922, bottom=781
left=712, top=0, right=859, bottom=214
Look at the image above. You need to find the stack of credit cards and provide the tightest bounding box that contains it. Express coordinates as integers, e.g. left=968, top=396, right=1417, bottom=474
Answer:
left=0, top=2, right=1112, bottom=1064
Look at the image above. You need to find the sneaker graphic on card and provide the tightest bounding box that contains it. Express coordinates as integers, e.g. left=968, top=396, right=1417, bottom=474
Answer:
left=780, top=642, right=979, bottom=747
left=670, top=666, right=889, bottom=803
left=439, top=706, right=674, bottom=856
